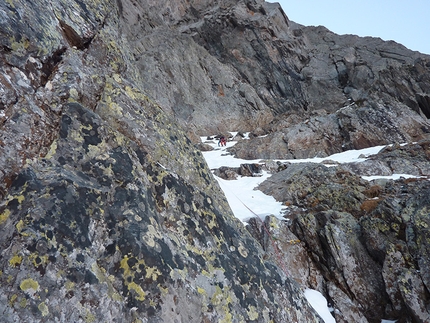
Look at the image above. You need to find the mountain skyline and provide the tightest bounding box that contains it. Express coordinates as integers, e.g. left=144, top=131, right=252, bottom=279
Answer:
left=274, top=0, right=430, bottom=55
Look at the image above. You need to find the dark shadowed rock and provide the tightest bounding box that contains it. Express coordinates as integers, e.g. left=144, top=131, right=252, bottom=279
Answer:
left=213, top=166, right=240, bottom=180
left=213, top=163, right=263, bottom=180
left=195, top=142, right=214, bottom=151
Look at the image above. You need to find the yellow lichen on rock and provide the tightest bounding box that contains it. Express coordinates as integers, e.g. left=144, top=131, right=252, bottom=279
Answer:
left=69, top=88, right=80, bottom=101
left=247, top=305, right=259, bottom=320
left=44, top=140, right=58, bottom=160
left=19, top=297, right=27, bottom=308
left=0, top=209, right=11, bottom=225
left=9, top=254, right=23, bottom=267
left=209, top=284, right=237, bottom=323
left=84, top=309, right=96, bottom=323
left=16, top=195, right=25, bottom=204
left=128, top=281, right=146, bottom=301
left=145, top=266, right=161, bottom=281
left=15, top=219, right=25, bottom=233
left=10, top=37, right=30, bottom=52
left=206, top=216, right=217, bottom=230
left=120, top=255, right=152, bottom=301
left=8, top=294, right=17, bottom=306
left=29, top=253, right=48, bottom=268
left=20, top=278, right=39, bottom=293
left=143, top=222, right=162, bottom=248
left=64, top=280, right=75, bottom=291
left=237, top=243, right=249, bottom=258
left=38, top=302, right=49, bottom=317
left=90, top=262, right=122, bottom=301
left=197, top=286, right=207, bottom=295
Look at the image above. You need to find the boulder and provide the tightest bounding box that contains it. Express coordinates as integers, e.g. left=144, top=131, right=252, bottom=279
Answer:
left=257, top=163, right=369, bottom=215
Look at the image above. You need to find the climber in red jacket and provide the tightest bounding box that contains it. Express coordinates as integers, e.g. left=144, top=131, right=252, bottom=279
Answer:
left=218, top=136, right=227, bottom=147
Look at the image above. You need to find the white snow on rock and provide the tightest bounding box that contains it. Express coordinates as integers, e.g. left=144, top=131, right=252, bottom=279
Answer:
left=201, top=133, right=409, bottom=323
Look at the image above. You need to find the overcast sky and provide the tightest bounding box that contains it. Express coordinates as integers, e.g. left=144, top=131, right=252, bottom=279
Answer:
left=272, top=0, right=430, bottom=55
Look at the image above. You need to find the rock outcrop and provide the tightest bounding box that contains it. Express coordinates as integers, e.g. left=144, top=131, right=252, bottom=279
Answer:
left=250, top=141, right=430, bottom=322
left=1, top=101, right=322, bottom=322
left=115, top=0, right=430, bottom=152
left=1, top=0, right=430, bottom=322
left=0, top=0, right=325, bottom=322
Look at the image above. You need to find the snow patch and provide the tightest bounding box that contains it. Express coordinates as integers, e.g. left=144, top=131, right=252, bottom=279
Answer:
left=304, top=289, right=336, bottom=323
left=200, top=134, right=416, bottom=323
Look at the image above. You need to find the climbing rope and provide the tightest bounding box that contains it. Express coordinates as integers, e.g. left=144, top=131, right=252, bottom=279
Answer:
left=228, top=189, right=293, bottom=278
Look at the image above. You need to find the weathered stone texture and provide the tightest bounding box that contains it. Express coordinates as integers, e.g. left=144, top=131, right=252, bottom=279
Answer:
left=1, top=0, right=430, bottom=322
left=249, top=147, right=430, bottom=322
left=1, top=99, right=323, bottom=322
left=0, top=0, right=326, bottom=322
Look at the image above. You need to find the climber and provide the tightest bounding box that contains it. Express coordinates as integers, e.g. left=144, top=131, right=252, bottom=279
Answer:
left=218, top=136, right=227, bottom=147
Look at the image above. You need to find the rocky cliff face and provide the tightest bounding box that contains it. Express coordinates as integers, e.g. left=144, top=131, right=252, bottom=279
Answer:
left=1, top=0, right=429, bottom=322
left=0, top=0, right=324, bottom=322
left=251, top=140, right=430, bottom=323
left=128, top=0, right=430, bottom=157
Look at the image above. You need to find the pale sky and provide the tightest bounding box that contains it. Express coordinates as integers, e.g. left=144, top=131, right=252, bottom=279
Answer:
left=272, top=0, right=430, bottom=55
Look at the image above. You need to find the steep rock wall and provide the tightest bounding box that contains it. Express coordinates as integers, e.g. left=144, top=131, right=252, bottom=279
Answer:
left=0, top=0, right=324, bottom=322
left=121, top=0, right=430, bottom=157
left=251, top=142, right=430, bottom=322
left=1, top=0, right=430, bottom=322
